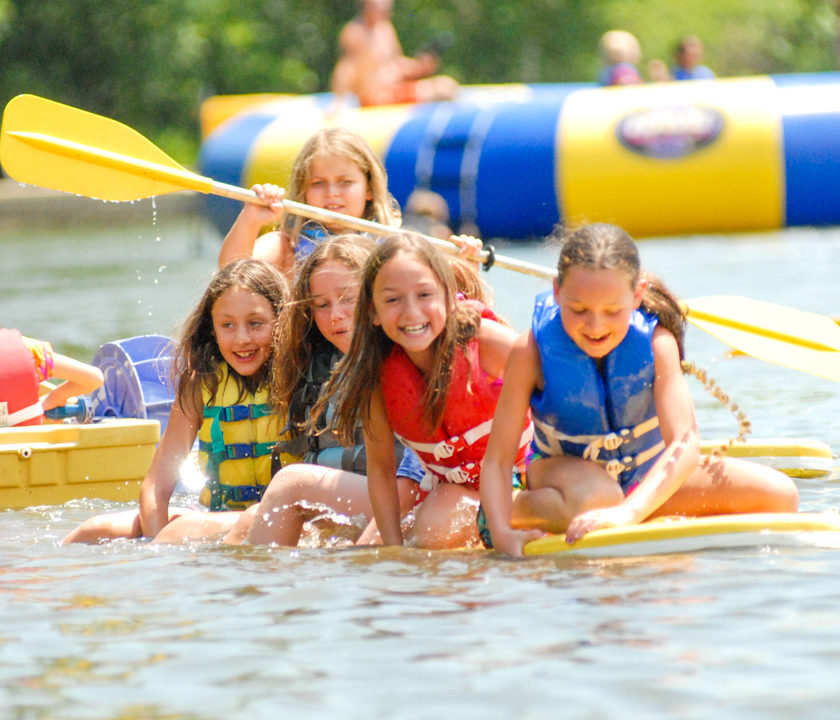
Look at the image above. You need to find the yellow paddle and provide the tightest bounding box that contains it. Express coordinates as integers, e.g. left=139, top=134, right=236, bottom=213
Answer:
left=0, top=94, right=550, bottom=280
left=2, top=94, right=839, bottom=381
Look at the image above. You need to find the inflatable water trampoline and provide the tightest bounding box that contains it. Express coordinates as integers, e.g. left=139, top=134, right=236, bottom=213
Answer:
left=199, top=73, right=840, bottom=240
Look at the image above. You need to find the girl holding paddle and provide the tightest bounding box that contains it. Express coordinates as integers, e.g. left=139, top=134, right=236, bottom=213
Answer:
left=64, top=258, right=289, bottom=543
left=216, top=124, right=484, bottom=281
left=320, top=232, right=531, bottom=549
left=218, top=127, right=399, bottom=280
left=479, top=223, right=799, bottom=557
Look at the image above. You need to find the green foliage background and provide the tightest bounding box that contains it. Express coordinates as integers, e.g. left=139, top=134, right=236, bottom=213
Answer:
left=0, top=0, right=836, bottom=165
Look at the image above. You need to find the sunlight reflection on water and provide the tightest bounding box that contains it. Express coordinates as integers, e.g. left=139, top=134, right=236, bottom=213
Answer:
left=2, top=210, right=840, bottom=719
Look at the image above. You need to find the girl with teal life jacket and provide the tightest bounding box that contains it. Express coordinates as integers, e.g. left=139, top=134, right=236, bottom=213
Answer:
left=63, top=258, right=289, bottom=544
left=217, top=126, right=401, bottom=281
left=158, top=235, right=427, bottom=546
left=480, top=223, right=799, bottom=557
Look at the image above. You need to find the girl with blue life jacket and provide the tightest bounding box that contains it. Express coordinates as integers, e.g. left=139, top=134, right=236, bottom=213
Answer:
left=0, top=329, right=103, bottom=428
left=63, top=258, right=289, bottom=544
left=158, top=235, right=427, bottom=546
left=218, top=127, right=400, bottom=281
left=480, top=223, right=799, bottom=557
left=320, top=232, right=532, bottom=549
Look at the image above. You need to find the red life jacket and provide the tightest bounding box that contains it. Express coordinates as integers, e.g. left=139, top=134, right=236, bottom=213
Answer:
left=380, top=328, right=531, bottom=491
left=0, top=328, right=43, bottom=427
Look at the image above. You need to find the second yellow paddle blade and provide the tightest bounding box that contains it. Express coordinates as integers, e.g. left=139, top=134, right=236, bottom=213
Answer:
left=0, top=94, right=196, bottom=201
left=684, top=295, right=840, bottom=382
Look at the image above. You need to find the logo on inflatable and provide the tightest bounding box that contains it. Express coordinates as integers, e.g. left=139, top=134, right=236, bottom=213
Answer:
left=616, top=106, right=724, bottom=158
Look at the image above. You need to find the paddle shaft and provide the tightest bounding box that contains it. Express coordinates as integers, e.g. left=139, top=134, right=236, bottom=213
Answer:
left=7, top=130, right=554, bottom=281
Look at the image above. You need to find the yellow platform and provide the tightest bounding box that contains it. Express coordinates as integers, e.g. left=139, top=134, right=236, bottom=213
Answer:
left=700, top=437, right=835, bottom=479
left=0, top=419, right=159, bottom=509
left=524, top=512, right=840, bottom=557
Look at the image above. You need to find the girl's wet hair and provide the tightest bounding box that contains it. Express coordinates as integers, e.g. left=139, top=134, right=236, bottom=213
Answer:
left=271, top=234, right=375, bottom=420
left=555, top=223, right=686, bottom=357
left=283, top=127, right=400, bottom=246
left=320, top=232, right=482, bottom=444
left=173, top=258, right=289, bottom=415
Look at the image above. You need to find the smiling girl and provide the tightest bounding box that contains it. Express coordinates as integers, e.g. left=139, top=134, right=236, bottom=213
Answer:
left=479, top=223, right=799, bottom=556
left=64, top=259, right=289, bottom=543
left=321, top=232, right=531, bottom=549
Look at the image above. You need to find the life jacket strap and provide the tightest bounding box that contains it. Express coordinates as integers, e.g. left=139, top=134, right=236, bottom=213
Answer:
left=0, top=400, right=44, bottom=428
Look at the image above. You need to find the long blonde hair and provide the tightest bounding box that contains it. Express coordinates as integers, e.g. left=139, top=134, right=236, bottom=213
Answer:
left=283, top=127, right=400, bottom=247
left=321, top=232, right=481, bottom=444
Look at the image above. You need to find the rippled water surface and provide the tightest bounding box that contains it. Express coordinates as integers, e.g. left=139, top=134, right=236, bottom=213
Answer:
left=2, top=202, right=840, bottom=719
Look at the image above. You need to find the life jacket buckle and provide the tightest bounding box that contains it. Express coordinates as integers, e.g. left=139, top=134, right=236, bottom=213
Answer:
left=603, top=430, right=628, bottom=451
left=224, top=442, right=257, bottom=460
left=604, top=459, right=626, bottom=480
left=444, top=463, right=479, bottom=485
left=434, top=435, right=467, bottom=460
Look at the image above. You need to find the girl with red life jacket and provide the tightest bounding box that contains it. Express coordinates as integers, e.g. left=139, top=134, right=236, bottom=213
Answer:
left=480, top=223, right=799, bottom=557
left=0, top=328, right=103, bottom=428
left=320, top=232, right=531, bottom=549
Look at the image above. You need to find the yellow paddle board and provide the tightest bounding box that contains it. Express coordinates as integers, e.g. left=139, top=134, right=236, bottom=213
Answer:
left=700, top=437, right=835, bottom=478
left=523, top=513, right=840, bottom=557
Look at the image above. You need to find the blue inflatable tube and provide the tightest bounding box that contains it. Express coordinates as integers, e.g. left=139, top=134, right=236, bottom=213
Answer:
left=198, top=74, right=840, bottom=240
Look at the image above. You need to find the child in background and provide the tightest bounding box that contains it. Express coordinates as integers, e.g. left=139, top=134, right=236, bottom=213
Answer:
left=479, top=223, right=799, bottom=556
left=64, top=258, right=289, bottom=544
left=0, top=328, right=103, bottom=427
left=672, top=35, right=715, bottom=81
left=218, top=127, right=399, bottom=280
left=158, top=235, right=425, bottom=546
left=321, top=232, right=532, bottom=549
left=597, top=30, right=643, bottom=86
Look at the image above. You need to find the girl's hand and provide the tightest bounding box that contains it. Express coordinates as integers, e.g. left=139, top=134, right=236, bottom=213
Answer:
left=491, top=526, right=545, bottom=558
left=449, top=234, right=483, bottom=262
left=565, top=504, right=639, bottom=544
left=251, top=184, right=286, bottom=224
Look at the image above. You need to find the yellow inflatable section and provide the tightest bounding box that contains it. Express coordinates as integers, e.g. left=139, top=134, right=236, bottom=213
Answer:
left=559, top=77, right=783, bottom=237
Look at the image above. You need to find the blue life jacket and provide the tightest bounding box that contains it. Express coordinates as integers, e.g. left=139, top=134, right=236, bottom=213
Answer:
left=295, top=222, right=330, bottom=261
left=530, top=291, right=665, bottom=492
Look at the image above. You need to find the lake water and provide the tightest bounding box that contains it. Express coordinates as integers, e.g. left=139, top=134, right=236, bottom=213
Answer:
left=2, top=198, right=840, bottom=720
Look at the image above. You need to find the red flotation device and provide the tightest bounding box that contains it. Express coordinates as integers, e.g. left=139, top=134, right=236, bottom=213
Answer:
left=0, top=328, right=43, bottom=427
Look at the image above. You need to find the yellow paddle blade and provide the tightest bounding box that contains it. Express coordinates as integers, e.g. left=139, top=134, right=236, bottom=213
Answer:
left=0, top=94, right=211, bottom=200
left=683, top=295, right=840, bottom=382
